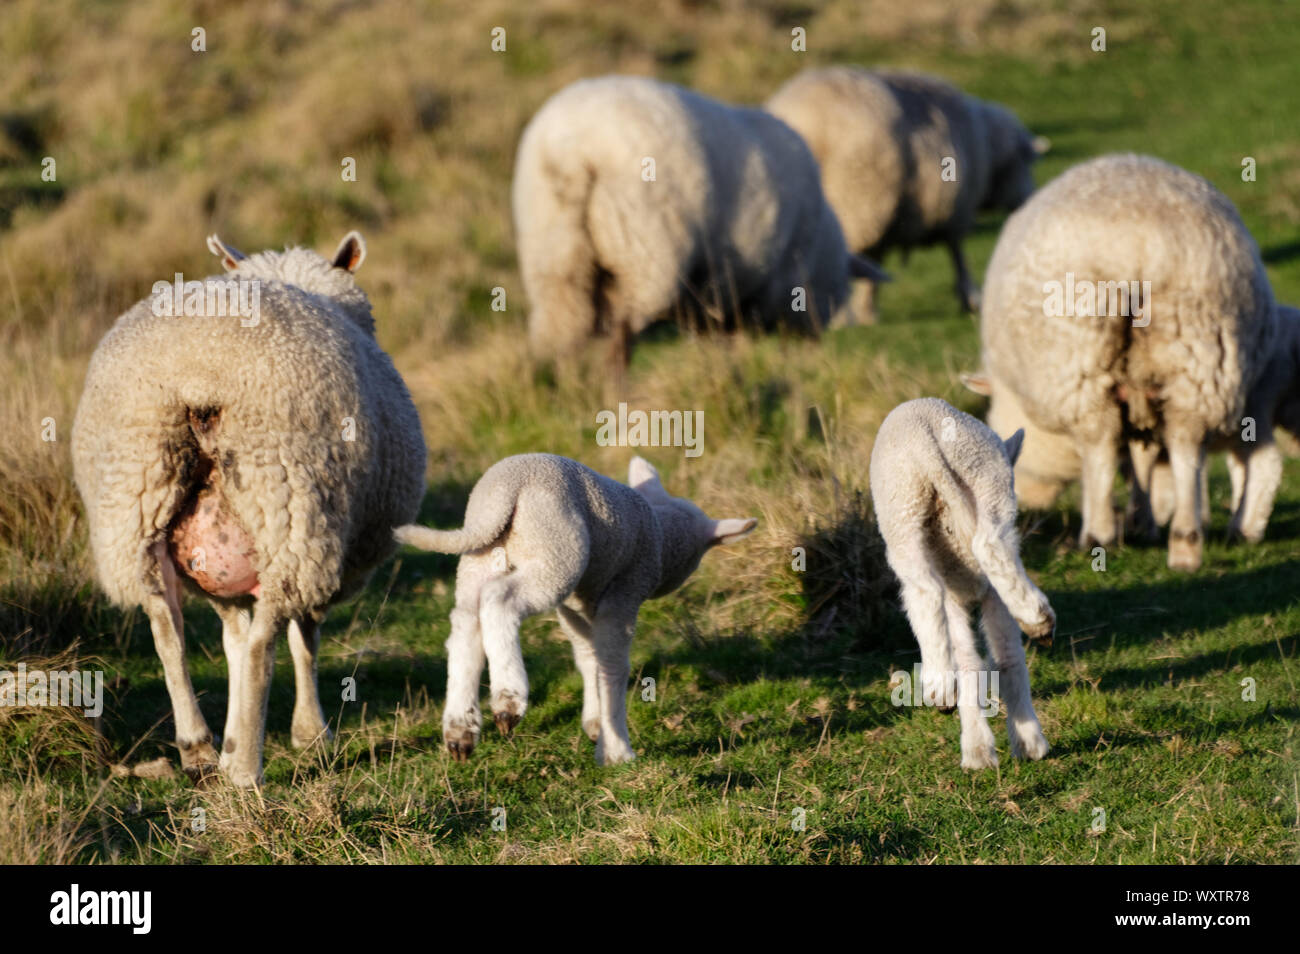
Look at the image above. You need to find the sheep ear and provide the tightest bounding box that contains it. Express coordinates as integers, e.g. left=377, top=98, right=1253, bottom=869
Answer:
left=628, top=456, right=664, bottom=493
left=849, top=254, right=891, bottom=282
left=207, top=234, right=245, bottom=271
left=1032, top=135, right=1051, bottom=156
left=960, top=371, right=993, bottom=396
left=712, top=517, right=758, bottom=546
left=332, top=231, right=366, bottom=273
left=1003, top=429, right=1025, bottom=466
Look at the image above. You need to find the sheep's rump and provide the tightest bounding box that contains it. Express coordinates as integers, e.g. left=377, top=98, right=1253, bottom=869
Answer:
left=513, top=75, right=846, bottom=345
left=766, top=67, right=987, bottom=254
left=71, top=282, right=425, bottom=613
left=981, top=153, right=1275, bottom=442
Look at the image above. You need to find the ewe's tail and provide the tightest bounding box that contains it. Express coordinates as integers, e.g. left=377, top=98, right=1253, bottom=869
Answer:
left=393, top=494, right=515, bottom=555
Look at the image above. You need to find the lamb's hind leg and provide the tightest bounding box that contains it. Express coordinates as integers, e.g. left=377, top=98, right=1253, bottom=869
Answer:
left=1228, top=440, right=1282, bottom=544
left=146, top=541, right=218, bottom=781
left=981, top=593, right=1049, bottom=760
left=479, top=567, right=569, bottom=738
left=442, top=556, right=490, bottom=759
left=888, top=529, right=956, bottom=710
left=558, top=605, right=600, bottom=742
left=287, top=614, right=330, bottom=749
left=946, top=592, right=998, bottom=769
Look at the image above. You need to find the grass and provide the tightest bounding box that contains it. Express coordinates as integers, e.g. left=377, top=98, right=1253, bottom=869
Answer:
left=1, top=0, right=1298, bottom=863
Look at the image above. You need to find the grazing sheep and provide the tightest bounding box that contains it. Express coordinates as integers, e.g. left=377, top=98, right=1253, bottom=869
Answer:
left=394, top=454, right=756, bottom=765
left=767, top=67, right=1046, bottom=318
left=71, top=232, right=426, bottom=788
left=513, top=75, right=886, bottom=364
left=870, top=398, right=1054, bottom=769
left=970, top=154, right=1276, bottom=571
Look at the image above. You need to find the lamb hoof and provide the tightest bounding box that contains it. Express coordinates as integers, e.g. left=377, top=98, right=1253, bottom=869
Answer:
left=444, top=722, right=478, bottom=761
left=921, top=671, right=957, bottom=710
left=1167, top=532, right=1202, bottom=572
left=1008, top=723, right=1050, bottom=761
left=595, top=740, right=636, bottom=766
left=494, top=711, right=520, bottom=738
left=446, top=738, right=475, bottom=761
left=1019, top=609, right=1056, bottom=647
left=582, top=719, right=601, bottom=742
left=960, top=744, right=999, bottom=770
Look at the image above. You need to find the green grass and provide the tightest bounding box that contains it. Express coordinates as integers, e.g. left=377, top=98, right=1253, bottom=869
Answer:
left=2, top=0, right=1299, bottom=863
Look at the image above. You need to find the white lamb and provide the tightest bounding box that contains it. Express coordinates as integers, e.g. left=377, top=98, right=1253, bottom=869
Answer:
left=513, top=75, right=886, bottom=364
left=395, top=454, right=756, bottom=765
left=971, top=154, right=1277, bottom=571
left=72, top=232, right=426, bottom=788
left=767, top=67, right=1046, bottom=318
left=870, top=398, right=1054, bottom=770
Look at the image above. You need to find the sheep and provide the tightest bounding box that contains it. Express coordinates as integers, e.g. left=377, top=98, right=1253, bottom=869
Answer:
left=968, top=153, right=1277, bottom=571
left=766, top=66, right=1047, bottom=319
left=512, top=75, right=886, bottom=366
left=971, top=303, right=1298, bottom=543
left=71, top=231, right=427, bottom=788
left=870, top=398, right=1054, bottom=770
left=394, top=454, right=756, bottom=765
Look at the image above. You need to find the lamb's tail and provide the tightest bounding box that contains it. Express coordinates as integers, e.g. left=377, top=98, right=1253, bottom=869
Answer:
left=393, top=495, right=516, bottom=555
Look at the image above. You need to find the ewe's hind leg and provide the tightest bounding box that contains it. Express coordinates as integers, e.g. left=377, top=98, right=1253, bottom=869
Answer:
left=558, top=605, right=600, bottom=742
left=946, top=593, right=997, bottom=769
left=981, top=593, right=1049, bottom=761
left=213, top=602, right=249, bottom=766
left=971, top=508, right=1055, bottom=644
left=146, top=542, right=218, bottom=779
left=220, top=604, right=285, bottom=788
left=287, top=615, right=330, bottom=749
left=1125, top=440, right=1161, bottom=542
left=1078, top=438, right=1119, bottom=550
left=1165, top=436, right=1206, bottom=571
left=590, top=597, right=640, bottom=765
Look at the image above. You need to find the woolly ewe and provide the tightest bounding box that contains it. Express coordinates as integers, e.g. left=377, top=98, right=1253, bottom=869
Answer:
left=72, top=232, right=426, bottom=788
left=513, top=75, right=885, bottom=364
left=971, top=154, right=1276, bottom=571
left=395, top=454, right=756, bottom=765
left=767, top=67, right=1046, bottom=318
left=871, top=399, right=1053, bottom=770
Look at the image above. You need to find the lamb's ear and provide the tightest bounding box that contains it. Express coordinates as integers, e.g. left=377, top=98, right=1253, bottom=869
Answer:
left=960, top=371, right=993, bottom=396
left=628, top=456, right=664, bottom=494
left=1003, top=428, right=1025, bottom=466
left=331, top=231, right=366, bottom=273
left=206, top=234, right=245, bottom=271
left=712, top=517, right=758, bottom=546
left=849, top=254, right=891, bottom=282
left=1032, top=135, right=1051, bottom=156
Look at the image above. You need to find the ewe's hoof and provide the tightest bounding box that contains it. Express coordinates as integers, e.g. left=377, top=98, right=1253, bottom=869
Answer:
left=493, top=711, right=520, bottom=738
left=1167, top=531, right=1202, bottom=572
left=290, top=724, right=333, bottom=751
left=179, top=739, right=221, bottom=786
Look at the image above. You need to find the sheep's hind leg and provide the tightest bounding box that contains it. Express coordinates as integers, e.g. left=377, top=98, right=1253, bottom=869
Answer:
left=480, top=569, right=567, bottom=738
left=1165, top=435, right=1206, bottom=571
left=288, top=614, right=330, bottom=750
left=1228, top=441, right=1282, bottom=544
left=1078, top=438, right=1119, bottom=551
left=558, top=605, right=601, bottom=742
left=213, top=602, right=248, bottom=769
left=219, top=604, right=284, bottom=789
left=443, top=605, right=486, bottom=760
left=981, top=593, right=1048, bottom=761
left=147, top=542, right=218, bottom=782
left=889, top=531, right=956, bottom=710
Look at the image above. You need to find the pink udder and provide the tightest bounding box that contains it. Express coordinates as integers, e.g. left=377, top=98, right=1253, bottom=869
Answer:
left=168, top=480, right=260, bottom=598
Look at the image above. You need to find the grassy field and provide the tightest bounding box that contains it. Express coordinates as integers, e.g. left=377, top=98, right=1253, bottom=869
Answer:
left=1, top=0, right=1298, bottom=863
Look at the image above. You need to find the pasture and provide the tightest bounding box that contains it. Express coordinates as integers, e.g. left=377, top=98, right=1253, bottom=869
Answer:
left=1, top=0, right=1297, bottom=863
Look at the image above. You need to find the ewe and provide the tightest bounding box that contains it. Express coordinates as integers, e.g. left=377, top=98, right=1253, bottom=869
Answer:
left=72, top=232, right=426, bottom=788
left=970, top=154, right=1276, bottom=571
left=513, top=75, right=885, bottom=365
left=767, top=67, right=1046, bottom=318
left=871, top=399, right=1054, bottom=770
left=396, top=454, right=756, bottom=765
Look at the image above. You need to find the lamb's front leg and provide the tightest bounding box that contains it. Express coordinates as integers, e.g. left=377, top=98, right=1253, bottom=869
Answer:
left=945, top=593, right=997, bottom=769
left=590, top=599, right=639, bottom=765
left=146, top=542, right=218, bottom=781
left=558, top=605, right=600, bottom=742
left=220, top=604, right=284, bottom=788
left=970, top=514, right=1055, bottom=644
left=287, top=615, right=330, bottom=749
left=1228, top=440, right=1282, bottom=543
left=981, top=593, right=1049, bottom=761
